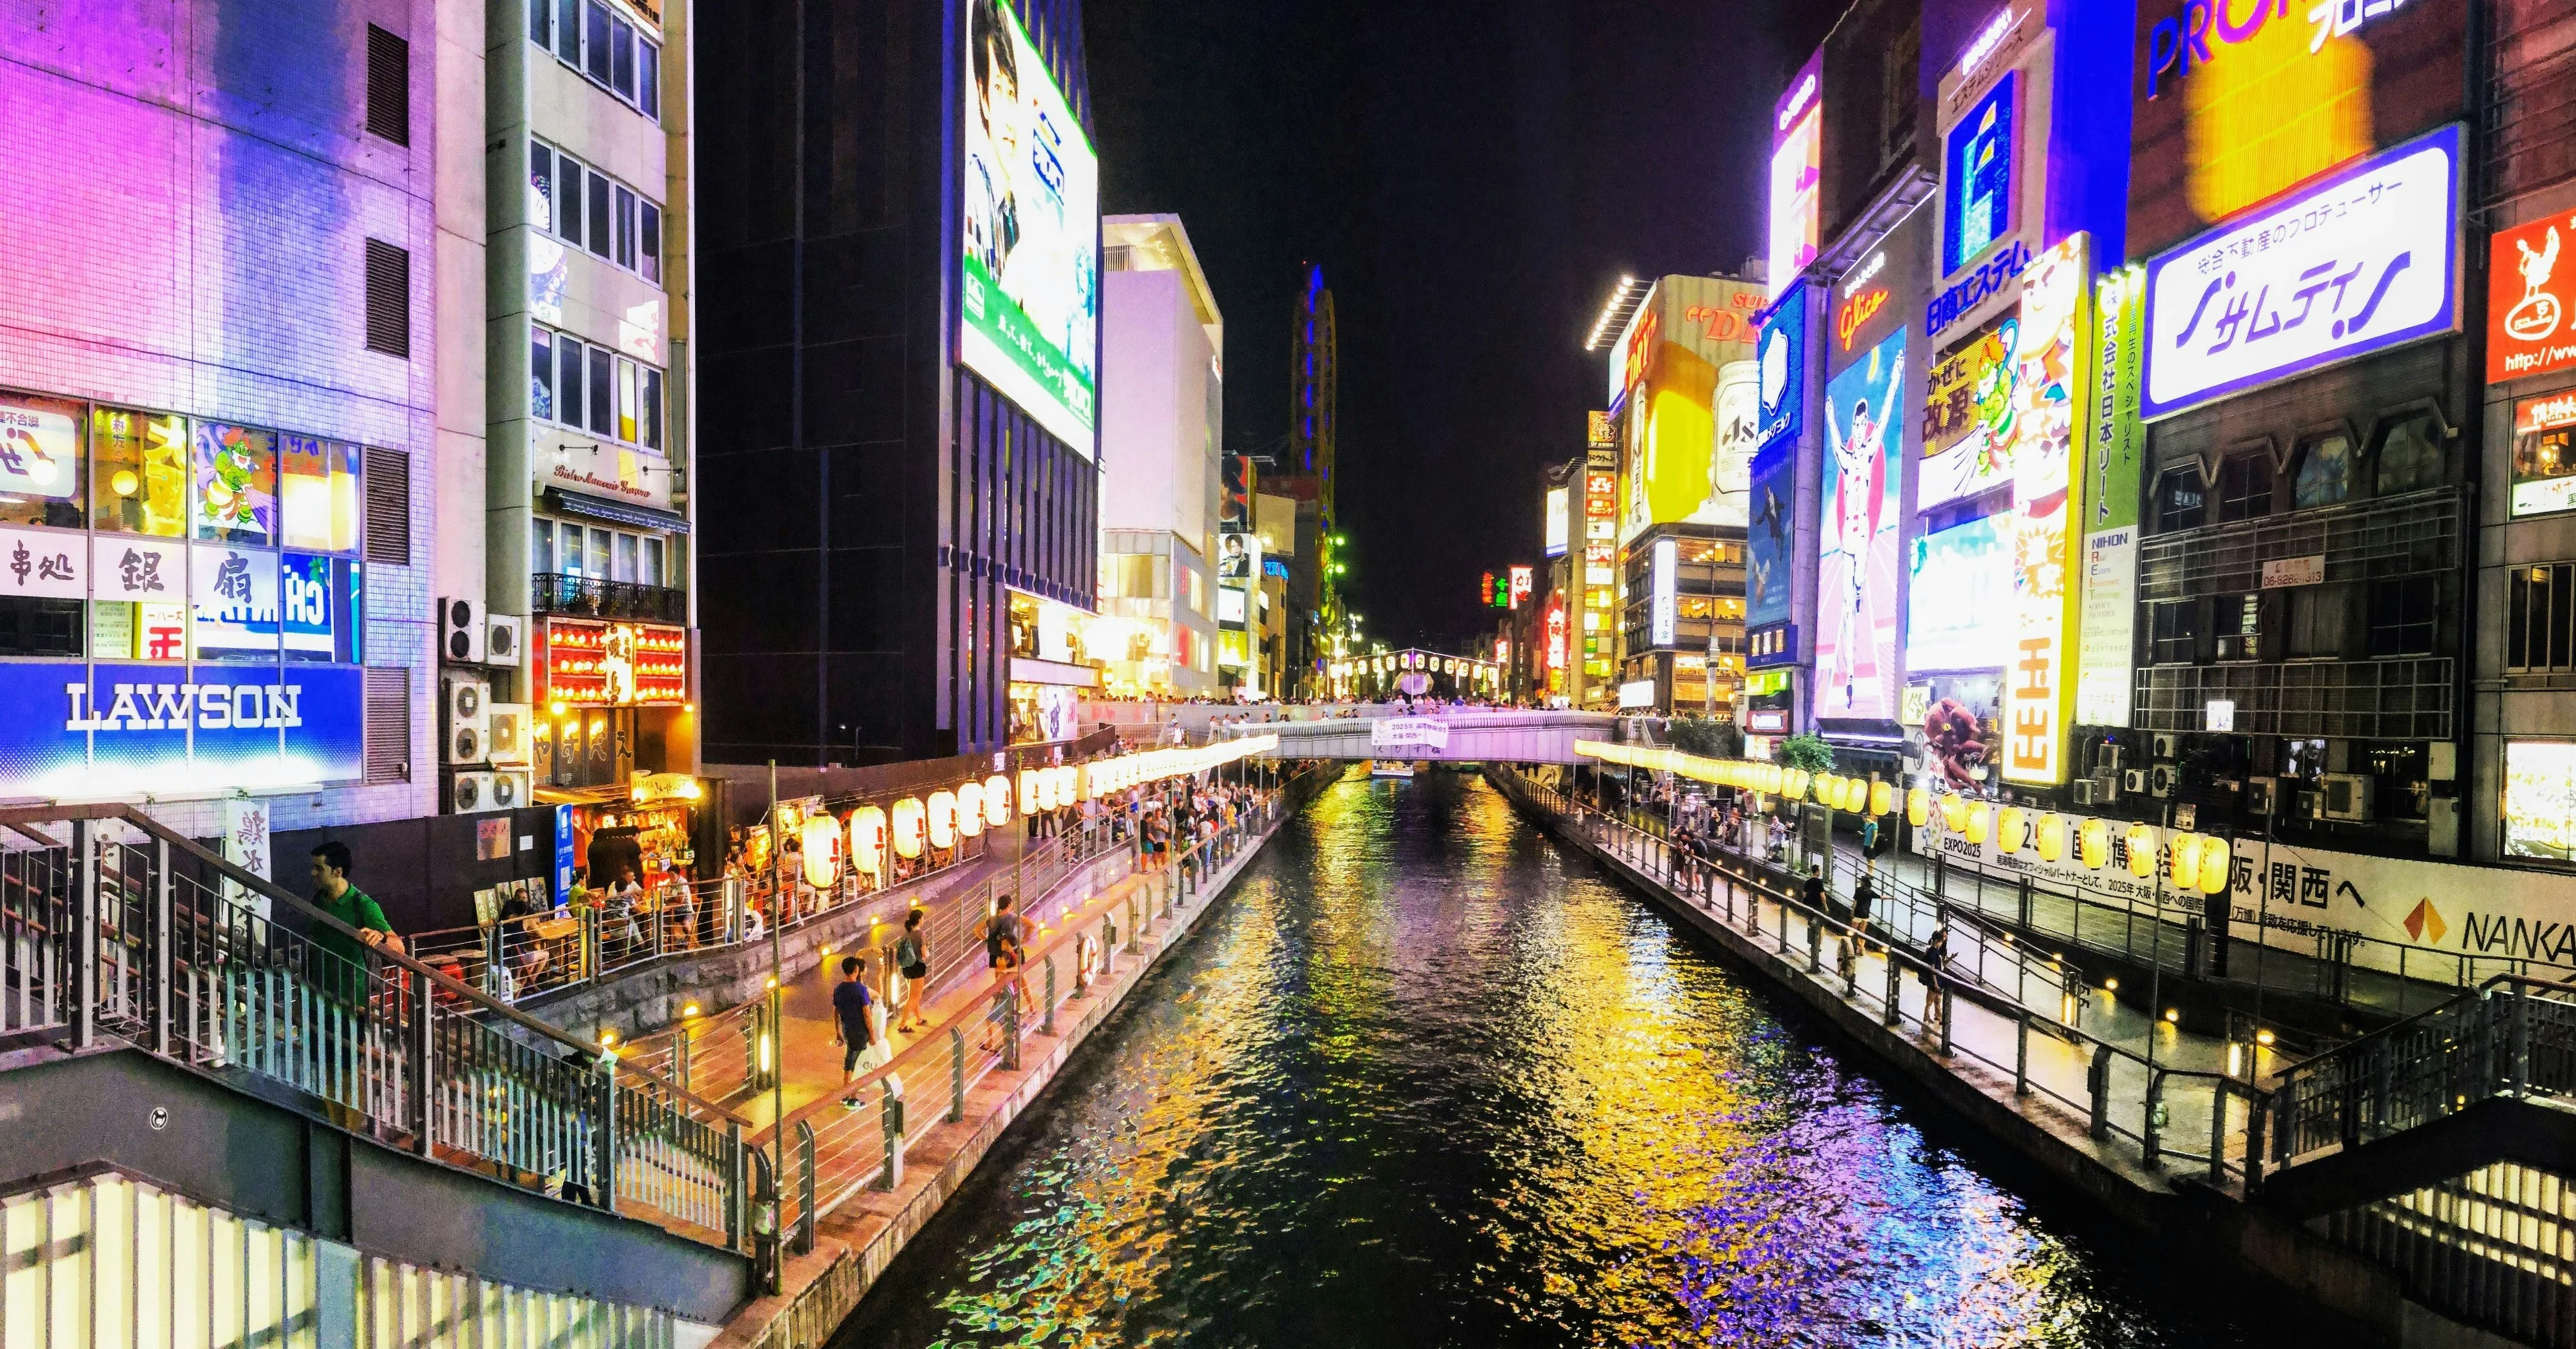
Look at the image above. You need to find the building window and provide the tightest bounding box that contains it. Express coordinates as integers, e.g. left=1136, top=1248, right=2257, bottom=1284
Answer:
left=2285, top=585, right=2345, bottom=658
left=363, top=239, right=410, bottom=358
left=613, top=185, right=636, bottom=269
left=2374, top=412, right=2445, bottom=497
left=539, top=0, right=659, bottom=123
left=2149, top=601, right=2198, bottom=664
left=583, top=0, right=610, bottom=83
left=2216, top=453, right=2273, bottom=523
left=530, top=328, right=555, bottom=420
left=2290, top=432, right=2352, bottom=510
left=364, top=25, right=410, bottom=146
left=639, top=202, right=661, bottom=284
left=532, top=518, right=556, bottom=574
left=2367, top=576, right=2436, bottom=656
left=2509, top=563, right=2576, bottom=672
left=534, top=327, right=665, bottom=452
left=586, top=346, right=612, bottom=438
left=2156, top=466, right=2205, bottom=533
left=639, top=41, right=659, bottom=118
left=531, top=140, right=661, bottom=284
left=2513, top=401, right=2576, bottom=518
left=2214, top=593, right=2261, bottom=660
left=585, top=171, right=610, bottom=257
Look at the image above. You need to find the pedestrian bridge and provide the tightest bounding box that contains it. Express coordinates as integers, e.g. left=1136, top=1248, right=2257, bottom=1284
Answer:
left=1231, top=709, right=1617, bottom=764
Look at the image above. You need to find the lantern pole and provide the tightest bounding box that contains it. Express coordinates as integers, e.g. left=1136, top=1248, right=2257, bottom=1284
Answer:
left=2146, top=801, right=2167, bottom=1076
left=767, top=759, right=784, bottom=1200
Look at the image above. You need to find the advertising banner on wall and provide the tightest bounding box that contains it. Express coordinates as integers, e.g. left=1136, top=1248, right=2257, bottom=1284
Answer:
left=0, top=660, right=366, bottom=799
left=2141, top=124, right=2461, bottom=423
left=2075, top=266, right=2146, bottom=727
left=1542, top=485, right=1570, bottom=557
left=1617, top=278, right=1769, bottom=541
left=1816, top=329, right=1906, bottom=720
left=2001, top=235, right=2090, bottom=787
left=1768, top=50, right=1824, bottom=294
left=1747, top=440, right=1798, bottom=631
left=961, top=0, right=1101, bottom=454
left=2491, top=209, right=2576, bottom=385
left=1756, top=282, right=1809, bottom=450
left=1905, top=514, right=2012, bottom=673
left=1920, top=310, right=2019, bottom=508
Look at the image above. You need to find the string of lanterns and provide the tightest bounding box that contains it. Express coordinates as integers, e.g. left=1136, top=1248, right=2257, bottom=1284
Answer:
left=1574, top=740, right=1895, bottom=817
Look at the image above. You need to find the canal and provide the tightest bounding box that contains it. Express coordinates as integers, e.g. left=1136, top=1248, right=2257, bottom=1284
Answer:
left=839, top=768, right=2296, bottom=1347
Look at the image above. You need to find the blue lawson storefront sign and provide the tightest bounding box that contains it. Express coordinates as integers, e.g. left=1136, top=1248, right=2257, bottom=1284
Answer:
left=0, top=662, right=364, bottom=798
left=2141, top=123, right=2462, bottom=421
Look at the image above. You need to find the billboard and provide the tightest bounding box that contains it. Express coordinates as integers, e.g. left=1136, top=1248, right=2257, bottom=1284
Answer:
left=2075, top=266, right=2146, bottom=727
left=2491, top=209, right=2576, bottom=384
left=1920, top=310, right=2018, bottom=509
left=1943, top=73, right=2019, bottom=278
left=2001, top=235, right=2090, bottom=788
left=1906, top=514, right=2013, bottom=673
left=1768, top=51, right=1824, bottom=294
left=1712, top=361, right=1760, bottom=527
left=1747, top=440, right=1798, bottom=631
left=1615, top=277, right=1767, bottom=541
left=1756, top=282, right=1809, bottom=450
left=2140, top=125, right=2461, bottom=422
left=1816, top=329, right=1906, bottom=720
left=0, top=660, right=364, bottom=799
left=1542, top=485, right=1569, bottom=556
left=962, top=0, right=1100, bottom=454
left=1649, top=541, right=1677, bottom=648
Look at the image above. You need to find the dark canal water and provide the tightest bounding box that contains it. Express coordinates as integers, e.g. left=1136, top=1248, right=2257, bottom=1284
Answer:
left=838, top=769, right=2293, bottom=1348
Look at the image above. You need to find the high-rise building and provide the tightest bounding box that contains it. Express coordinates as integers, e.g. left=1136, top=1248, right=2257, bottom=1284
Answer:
left=1289, top=264, right=1340, bottom=530
left=694, top=0, right=1103, bottom=764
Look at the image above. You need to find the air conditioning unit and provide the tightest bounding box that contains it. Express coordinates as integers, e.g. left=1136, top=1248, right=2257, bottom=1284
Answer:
left=2244, top=776, right=2278, bottom=816
left=486, top=614, right=525, bottom=668
left=487, top=768, right=532, bottom=811
left=2122, top=768, right=2148, bottom=795
left=441, top=672, right=490, bottom=766
left=444, top=769, right=499, bottom=813
left=2150, top=764, right=2178, bottom=798
left=2152, top=733, right=2181, bottom=760
left=487, top=703, right=531, bottom=765
left=2072, top=779, right=2102, bottom=806
left=440, top=596, right=486, bottom=664
left=2321, top=773, right=2376, bottom=823
left=2095, top=773, right=2121, bottom=803
left=2095, top=744, right=2124, bottom=773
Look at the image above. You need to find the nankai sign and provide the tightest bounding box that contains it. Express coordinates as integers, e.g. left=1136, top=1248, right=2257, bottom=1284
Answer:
left=2141, top=124, right=2460, bottom=421
left=2490, top=210, right=2576, bottom=384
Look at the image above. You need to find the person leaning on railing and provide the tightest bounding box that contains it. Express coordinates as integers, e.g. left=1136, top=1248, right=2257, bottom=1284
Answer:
left=307, top=841, right=398, bottom=1005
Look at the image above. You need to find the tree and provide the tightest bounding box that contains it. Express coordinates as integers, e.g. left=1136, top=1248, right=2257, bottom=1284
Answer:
left=1776, top=733, right=1834, bottom=774
left=1667, top=716, right=1738, bottom=760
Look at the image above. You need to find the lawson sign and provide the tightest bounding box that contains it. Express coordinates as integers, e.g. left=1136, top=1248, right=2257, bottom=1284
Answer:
left=0, top=661, right=364, bottom=799
left=2141, top=123, right=2462, bottom=421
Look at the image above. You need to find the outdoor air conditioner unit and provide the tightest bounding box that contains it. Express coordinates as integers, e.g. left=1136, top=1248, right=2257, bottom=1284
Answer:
left=2095, top=773, right=2121, bottom=802
left=439, top=596, right=486, bottom=664
left=2321, top=773, right=2376, bottom=822
left=2150, top=764, right=2178, bottom=798
left=2152, top=733, right=2181, bottom=760
left=441, top=672, right=490, bottom=766
left=487, top=703, right=531, bottom=765
left=444, top=769, right=499, bottom=813
left=2121, top=769, right=2148, bottom=795
left=487, top=768, right=532, bottom=811
left=2072, top=779, right=2102, bottom=806
left=485, top=614, right=525, bottom=668
left=2095, top=743, right=2124, bottom=773
left=2244, top=777, right=2279, bottom=816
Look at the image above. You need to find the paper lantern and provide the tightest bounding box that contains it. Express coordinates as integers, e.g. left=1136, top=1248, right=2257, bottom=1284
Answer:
left=2126, top=823, right=2158, bottom=878
left=1998, top=806, right=2028, bottom=854
left=1906, top=786, right=1930, bottom=828
left=957, top=782, right=986, bottom=837
left=800, top=815, right=843, bottom=890
left=1939, top=793, right=1969, bottom=833
left=893, top=797, right=927, bottom=860
left=850, top=805, right=888, bottom=875
left=2033, top=813, right=2065, bottom=863
left=1844, top=778, right=1868, bottom=813
left=1964, top=806, right=1991, bottom=846
left=1783, top=768, right=1810, bottom=802
left=2170, top=833, right=2202, bottom=890
left=984, top=773, right=1013, bottom=826
left=2199, top=835, right=2232, bottom=895
left=1019, top=769, right=1043, bottom=815
left=1761, top=764, right=1783, bottom=795
left=2079, top=818, right=2110, bottom=870
left=1054, top=765, right=1079, bottom=804
left=928, top=790, right=959, bottom=851
left=1869, top=780, right=1894, bottom=817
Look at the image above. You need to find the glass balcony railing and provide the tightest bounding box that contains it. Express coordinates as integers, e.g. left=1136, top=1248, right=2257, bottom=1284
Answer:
left=532, top=572, right=687, bottom=623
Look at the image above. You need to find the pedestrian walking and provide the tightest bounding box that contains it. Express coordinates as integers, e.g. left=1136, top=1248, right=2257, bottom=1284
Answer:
left=1800, top=861, right=1827, bottom=915
left=1922, top=919, right=1954, bottom=1037
left=1851, top=873, right=1877, bottom=948
left=894, top=908, right=930, bottom=1032
left=830, top=956, right=876, bottom=1104
left=308, top=842, right=399, bottom=1000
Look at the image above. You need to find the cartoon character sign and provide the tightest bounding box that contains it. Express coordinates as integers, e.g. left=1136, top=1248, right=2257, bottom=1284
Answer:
left=1816, top=330, right=1906, bottom=719
left=192, top=423, right=276, bottom=544
left=1920, top=313, right=2019, bottom=508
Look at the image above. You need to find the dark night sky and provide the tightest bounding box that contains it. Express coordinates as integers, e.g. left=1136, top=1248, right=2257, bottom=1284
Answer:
left=1086, top=0, right=1841, bottom=653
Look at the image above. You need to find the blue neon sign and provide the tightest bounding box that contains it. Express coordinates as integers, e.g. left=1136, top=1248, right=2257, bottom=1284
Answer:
left=1943, top=72, right=2017, bottom=277
left=1756, top=282, right=1809, bottom=451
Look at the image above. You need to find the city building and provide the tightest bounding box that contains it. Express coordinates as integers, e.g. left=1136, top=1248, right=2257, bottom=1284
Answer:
left=1279, top=264, right=1342, bottom=696
left=1095, top=214, right=1223, bottom=702
left=694, top=0, right=1101, bottom=765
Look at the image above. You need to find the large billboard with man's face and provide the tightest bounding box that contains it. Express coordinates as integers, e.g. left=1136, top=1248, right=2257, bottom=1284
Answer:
left=962, top=0, right=1100, bottom=455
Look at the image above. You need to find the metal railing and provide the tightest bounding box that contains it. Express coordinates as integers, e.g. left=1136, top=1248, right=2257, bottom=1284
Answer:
left=1494, top=768, right=2270, bottom=1189
left=532, top=572, right=689, bottom=623
left=0, top=803, right=753, bottom=1258
left=2272, top=974, right=2576, bottom=1166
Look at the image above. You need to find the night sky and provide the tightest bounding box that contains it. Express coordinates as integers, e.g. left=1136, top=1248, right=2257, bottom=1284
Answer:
left=1087, top=0, right=1840, bottom=653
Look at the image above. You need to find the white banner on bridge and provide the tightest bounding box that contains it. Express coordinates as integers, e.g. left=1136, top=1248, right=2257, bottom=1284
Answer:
left=1371, top=717, right=1450, bottom=753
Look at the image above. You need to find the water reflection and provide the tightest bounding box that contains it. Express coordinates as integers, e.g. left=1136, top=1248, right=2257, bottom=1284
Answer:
left=842, top=770, right=2281, bottom=1348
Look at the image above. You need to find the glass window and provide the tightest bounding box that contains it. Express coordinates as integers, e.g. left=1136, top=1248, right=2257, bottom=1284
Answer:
left=2514, top=404, right=2576, bottom=517
left=616, top=358, right=638, bottom=443
left=583, top=0, right=610, bottom=82
left=639, top=41, right=659, bottom=118
left=588, top=346, right=613, bottom=437
left=643, top=536, right=664, bottom=587
left=91, top=406, right=187, bottom=537
left=2156, top=466, right=2205, bottom=533
left=610, top=17, right=634, bottom=99
left=641, top=368, right=663, bottom=450
left=2368, top=576, right=2437, bottom=656
left=2215, top=594, right=2261, bottom=661
left=280, top=434, right=360, bottom=553
left=587, top=527, right=610, bottom=578
left=0, top=392, right=87, bottom=528
left=555, top=0, right=579, bottom=63
left=2216, top=454, right=2272, bottom=523
left=555, top=152, right=584, bottom=243
left=191, top=541, right=281, bottom=662
left=529, top=142, right=554, bottom=233
left=614, top=185, right=635, bottom=269
left=585, top=171, right=611, bottom=257
left=554, top=333, right=585, bottom=428
left=2291, top=432, right=2352, bottom=510
left=2285, top=586, right=2345, bottom=657
left=2149, top=601, right=2197, bottom=664
left=531, top=328, right=555, bottom=421
left=615, top=531, right=638, bottom=581
left=532, top=518, right=555, bottom=574
left=528, top=0, right=546, bottom=42
left=192, top=422, right=276, bottom=544
left=2509, top=563, right=2576, bottom=672
left=639, top=202, right=660, bottom=284
left=0, top=598, right=83, bottom=657
left=2375, top=412, right=2445, bottom=497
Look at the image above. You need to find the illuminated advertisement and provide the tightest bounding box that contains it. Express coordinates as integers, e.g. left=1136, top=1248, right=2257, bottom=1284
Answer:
left=1542, top=486, right=1569, bottom=556
left=2141, top=125, right=2460, bottom=422
left=1920, top=311, right=2019, bottom=508
left=2491, top=209, right=2576, bottom=384
left=2512, top=393, right=2576, bottom=518
left=1767, top=50, right=1823, bottom=293
left=2002, top=235, right=2089, bottom=787
left=2141, top=0, right=2385, bottom=225
left=1816, top=329, right=1906, bottom=720
left=1650, top=539, right=1677, bottom=648
left=1747, top=441, right=1797, bottom=631
left=0, top=395, right=79, bottom=501
left=1616, top=277, right=1767, bottom=541
left=961, top=0, right=1100, bottom=453
left=2075, top=266, right=2146, bottom=726
left=1712, top=360, right=1760, bottom=527
left=1943, top=73, right=2017, bottom=277
left=1756, top=282, right=1808, bottom=450
left=541, top=619, right=689, bottom=706
left=2504, top=741, right=2576, bottom=863
left=1510, top=565, right=1533, bottom=609
left=1906, top=514, right=2013, bottom=672
left=0, top=661, right=363, bottom=799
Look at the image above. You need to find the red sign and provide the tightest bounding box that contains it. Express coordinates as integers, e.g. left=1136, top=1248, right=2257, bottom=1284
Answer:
left=540, top=618, right=689, bottom=706
left=2492, top=212, right=2576, bottom=384
left=1544, top=599, right=1567, bottom=671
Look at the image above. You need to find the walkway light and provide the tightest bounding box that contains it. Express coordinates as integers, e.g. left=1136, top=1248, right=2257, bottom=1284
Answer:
left=1997, top=806, right=2028, bottom=854
left=984, top=774, right=1013, bottom=826
left=928, top=790, right=959, bottom=851
left=851, top=805, right=888, bottom=875
left=2126, top=823, right=2158, bottom=879
left=2079, top=817, right=2110, bottom=870
left=1906, top=786, right=1929, bottom=828
left=958, top=781, right=986, bottom=837
left=2199, top=835, right=2232, bottom=894
left=893, top=797, right=927, bottom=860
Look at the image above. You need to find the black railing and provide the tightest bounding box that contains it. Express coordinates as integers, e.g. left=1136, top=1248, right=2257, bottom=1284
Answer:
left=532, top=572, right=687, bottom=623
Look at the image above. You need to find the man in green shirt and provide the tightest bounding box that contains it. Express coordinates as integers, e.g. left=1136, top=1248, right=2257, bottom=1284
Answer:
left=308, top=841, right=395, bottom=1005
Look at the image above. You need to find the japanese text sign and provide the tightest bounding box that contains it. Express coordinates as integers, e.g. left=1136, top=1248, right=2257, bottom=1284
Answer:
left=2490, top=209, right=2576, bottom=384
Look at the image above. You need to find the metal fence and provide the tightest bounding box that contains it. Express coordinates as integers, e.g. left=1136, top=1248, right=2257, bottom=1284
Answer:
left=0, top=804, right=751, bottom=1257
left=2273, top=975, right=2576, bottom=1164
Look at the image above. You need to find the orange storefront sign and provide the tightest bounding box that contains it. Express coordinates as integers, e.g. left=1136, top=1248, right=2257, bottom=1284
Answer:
left=2492, top=211, right=2576, bottom=384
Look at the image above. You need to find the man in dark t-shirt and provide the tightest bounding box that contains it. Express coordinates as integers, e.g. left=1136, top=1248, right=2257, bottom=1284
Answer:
left=831, top=956, right=875, bottom=1102
left=308, top=841, right=394, bottom=1007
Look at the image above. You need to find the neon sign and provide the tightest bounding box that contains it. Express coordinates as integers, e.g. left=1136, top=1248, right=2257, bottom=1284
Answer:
left=2145, top=0, right=2416, bottom=99
left=1836, top=288, right=1889, bottom=351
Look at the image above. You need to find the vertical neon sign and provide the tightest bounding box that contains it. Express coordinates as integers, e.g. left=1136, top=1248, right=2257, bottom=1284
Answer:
left=2004, top=234, right=2090, bottom=787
